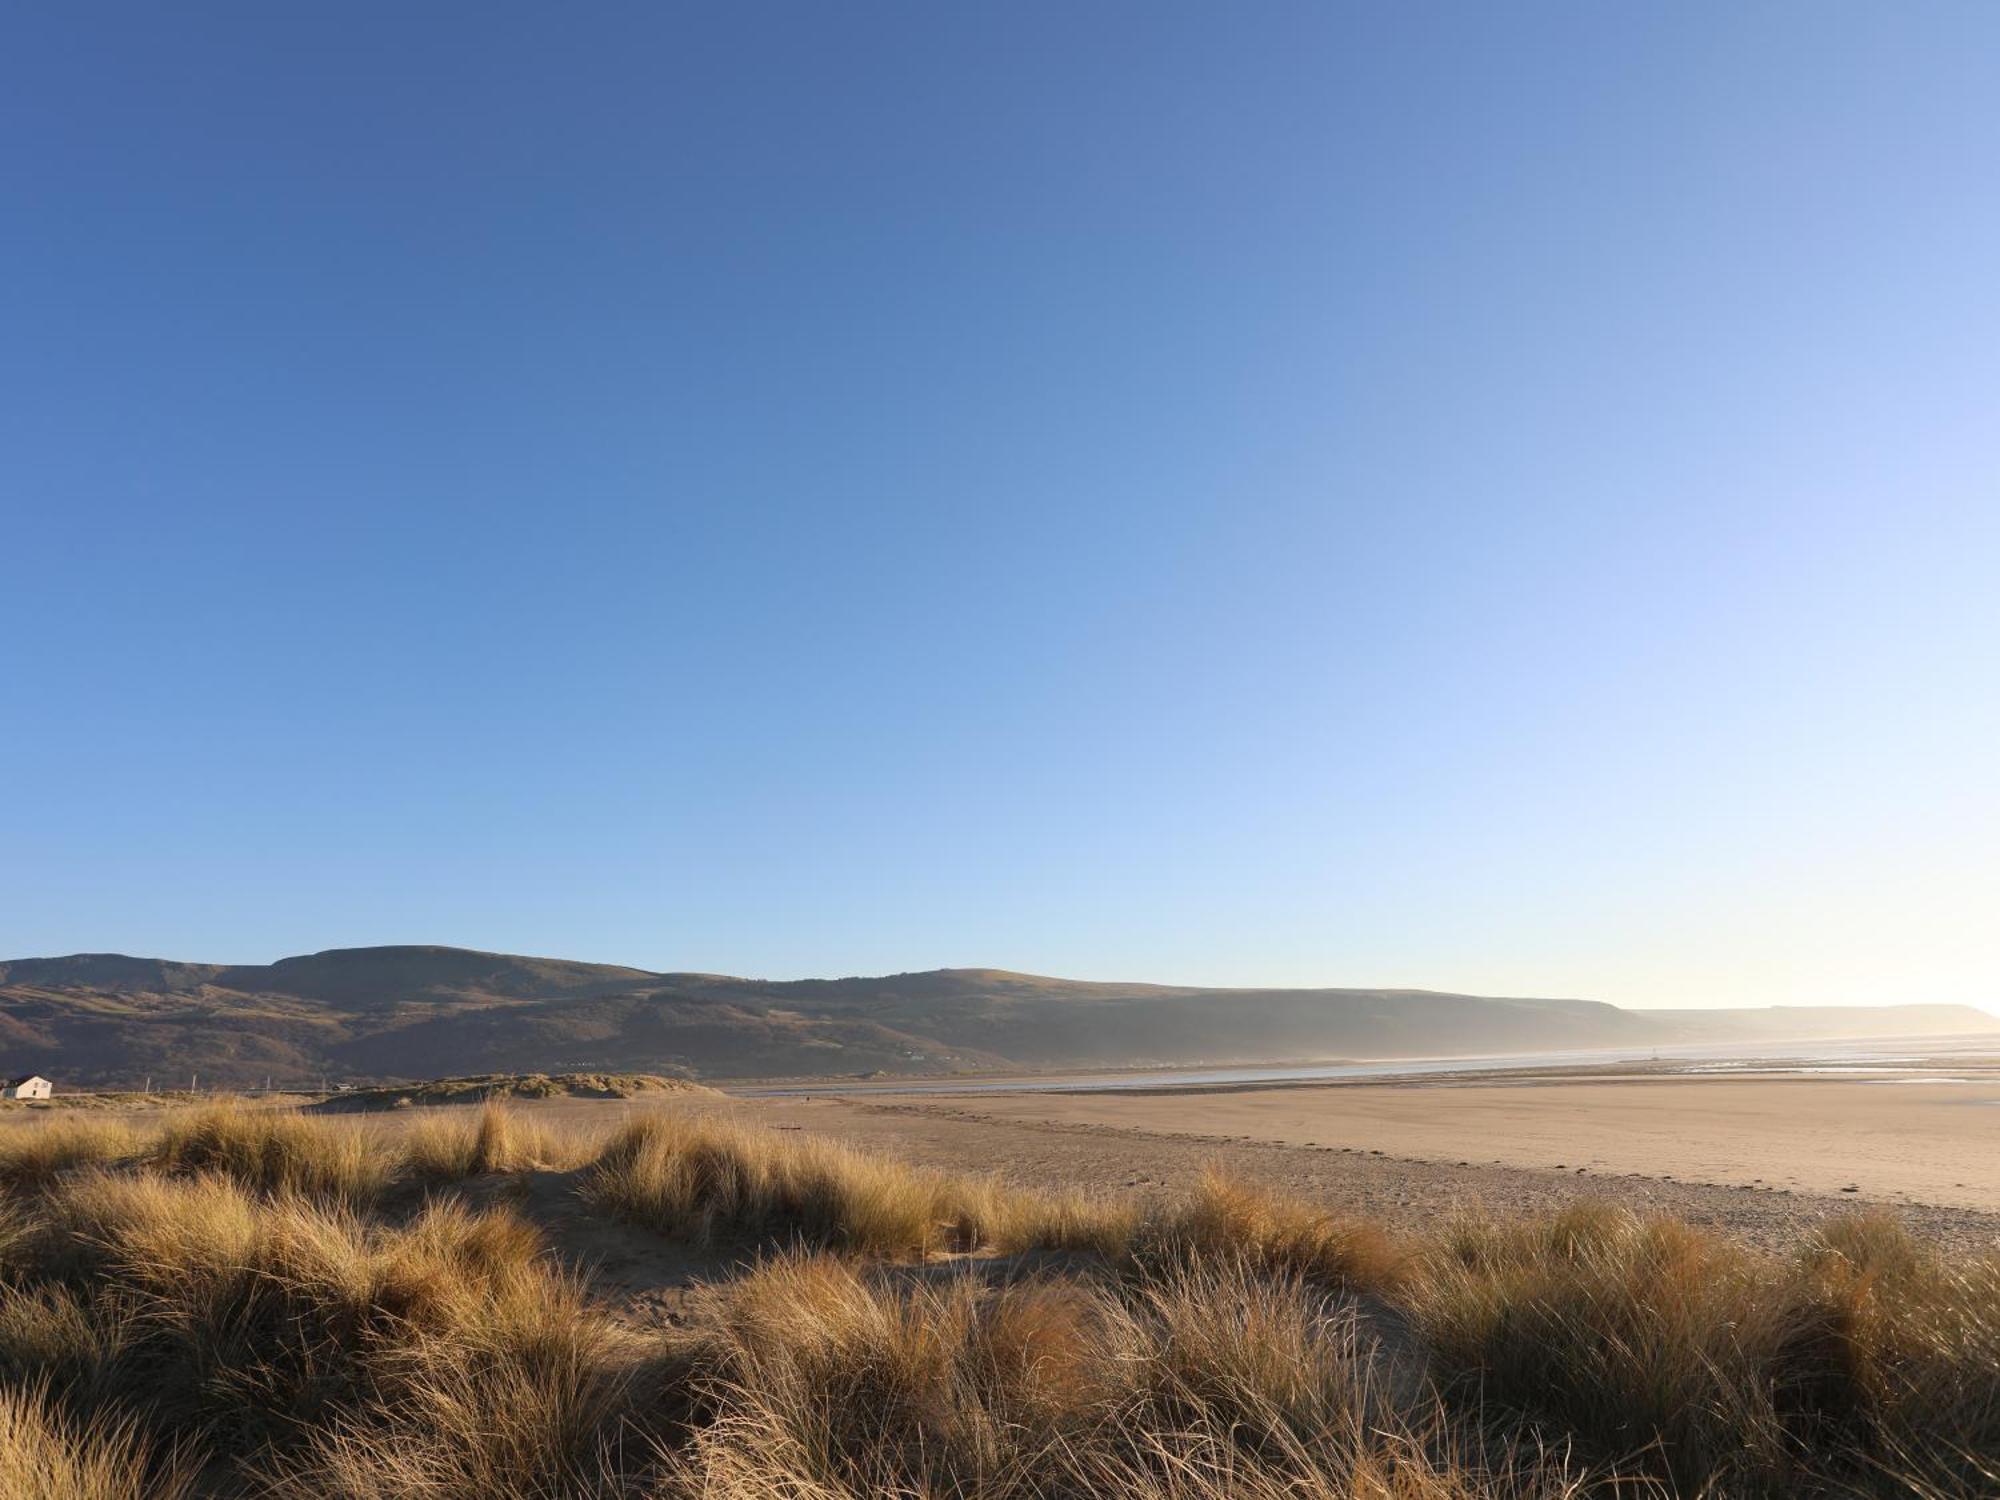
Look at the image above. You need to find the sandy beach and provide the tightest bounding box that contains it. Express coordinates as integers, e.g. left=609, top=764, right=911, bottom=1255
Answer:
left=597, top=1064, right=1990, bottom=1258
left=824, top=1073, right=2000, bottom=1210
left=14, top=1063, right=2000, bottom=1254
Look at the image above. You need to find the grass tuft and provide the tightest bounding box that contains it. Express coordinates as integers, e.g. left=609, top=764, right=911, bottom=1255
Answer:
left=0, top=1382, right=189, bottom=1500
left=1141, top=1169, right=1408, bottom=1293
left=0, top=1096, right=1990, bottom=1496
left=0, top=1121, right=144, bottom=1193
left=400, top=1101, right=592, bottom=1180
left=583, top=1109, right=1140, bottom=1259
left=151, top=1102, right=387, bottom=1204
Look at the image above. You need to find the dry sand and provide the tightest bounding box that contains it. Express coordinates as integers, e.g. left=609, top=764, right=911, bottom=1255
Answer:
left=7, top=1070, right=1996, bottom=1331
left=701, top=1068, right=2000, bottom=1256
left=344, top=1062, right=2000, bottom=1257
left=584, top=1078, right=2000, bottom=1324
left=833, top=1074, right=2000, bottom=1209
left=16, top=1065, right=2000, bottom=1263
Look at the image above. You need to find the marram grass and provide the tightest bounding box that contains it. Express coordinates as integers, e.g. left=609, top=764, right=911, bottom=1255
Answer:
left=0, top=1099, right=1989, bottom=1496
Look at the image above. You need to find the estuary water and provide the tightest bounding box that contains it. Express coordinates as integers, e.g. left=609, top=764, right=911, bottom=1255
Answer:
left=735, top=1032, right=2000, bottom=1097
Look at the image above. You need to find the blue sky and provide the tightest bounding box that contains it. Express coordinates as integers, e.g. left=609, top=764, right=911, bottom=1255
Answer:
left=4, top=4, right=1995, bottom=1006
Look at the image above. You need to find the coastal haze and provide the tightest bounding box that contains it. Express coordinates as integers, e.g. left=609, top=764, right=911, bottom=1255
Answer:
left=1, top=943, right=1990, bottom=1090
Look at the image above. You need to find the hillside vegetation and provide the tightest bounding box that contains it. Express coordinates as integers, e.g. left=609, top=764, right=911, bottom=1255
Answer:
left=1, top=945, right=1992, bottom=1088
left=309, top=1072, right=716, bottom=1112
left=0, top=1100, right=1992, bottom=1496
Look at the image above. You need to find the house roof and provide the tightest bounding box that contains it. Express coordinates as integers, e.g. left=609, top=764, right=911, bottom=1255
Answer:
left=5, top=1075, right=48, bottom=1087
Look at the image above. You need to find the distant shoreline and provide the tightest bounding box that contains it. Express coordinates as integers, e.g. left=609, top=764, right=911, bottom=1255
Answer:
left=725, top=1031, right=2000, bottom=1097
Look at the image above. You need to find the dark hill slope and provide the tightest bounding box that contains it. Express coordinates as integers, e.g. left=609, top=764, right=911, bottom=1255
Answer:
left=213, top=945, right=655, bottom=1007
left=0, top=947, right=1992, bottom=1088
left=0, top=954, right=226, bottom=993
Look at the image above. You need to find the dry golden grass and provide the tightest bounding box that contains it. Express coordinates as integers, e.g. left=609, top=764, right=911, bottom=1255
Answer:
left=1139, top=1169, right=1408, bottom=1293
left=0, top=1383, right=189, bottom=1500
left=399, top=1100, right=595, bottom=1179
left=1, top=1098, right=592, bottom=1207
left=655, top=1251, right=1589, bottom=1499
left=582, top=1109, right=1135, bottom=1257
left=0, top=1099, right=1991, bottom=1496
left=583, top=1110, right=963, bottom=1252
left=0, top=1118, right=144, bottom=1192
left=1410, top=1202, right=2000, bottom=1494
left=150, top=1100, right=389, bottom=1204
left=0, top=1166, right=626, bottom=1492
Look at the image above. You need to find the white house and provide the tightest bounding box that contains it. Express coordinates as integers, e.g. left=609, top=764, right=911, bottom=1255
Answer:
left=3, top=1076, right=52, bottom=1101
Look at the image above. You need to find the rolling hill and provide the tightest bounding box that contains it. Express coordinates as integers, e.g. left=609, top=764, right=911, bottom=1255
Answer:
left=0, top=945, right=1992, bottom=1089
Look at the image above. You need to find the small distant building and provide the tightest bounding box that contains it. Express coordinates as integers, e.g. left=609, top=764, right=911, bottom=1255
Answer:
left=3, top=1076, right=52, bottom=1101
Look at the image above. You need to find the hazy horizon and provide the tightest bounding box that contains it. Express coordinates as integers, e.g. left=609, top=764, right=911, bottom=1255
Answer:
left=7, top=5, right=1996, bottom=1010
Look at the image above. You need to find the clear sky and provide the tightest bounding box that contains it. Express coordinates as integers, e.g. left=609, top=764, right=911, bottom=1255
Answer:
left=4, top=4, right=1995, bottom=1008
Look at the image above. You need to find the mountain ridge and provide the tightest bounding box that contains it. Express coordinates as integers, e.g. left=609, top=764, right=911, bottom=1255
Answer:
left=0, top=945, right=1992, bottom=1089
